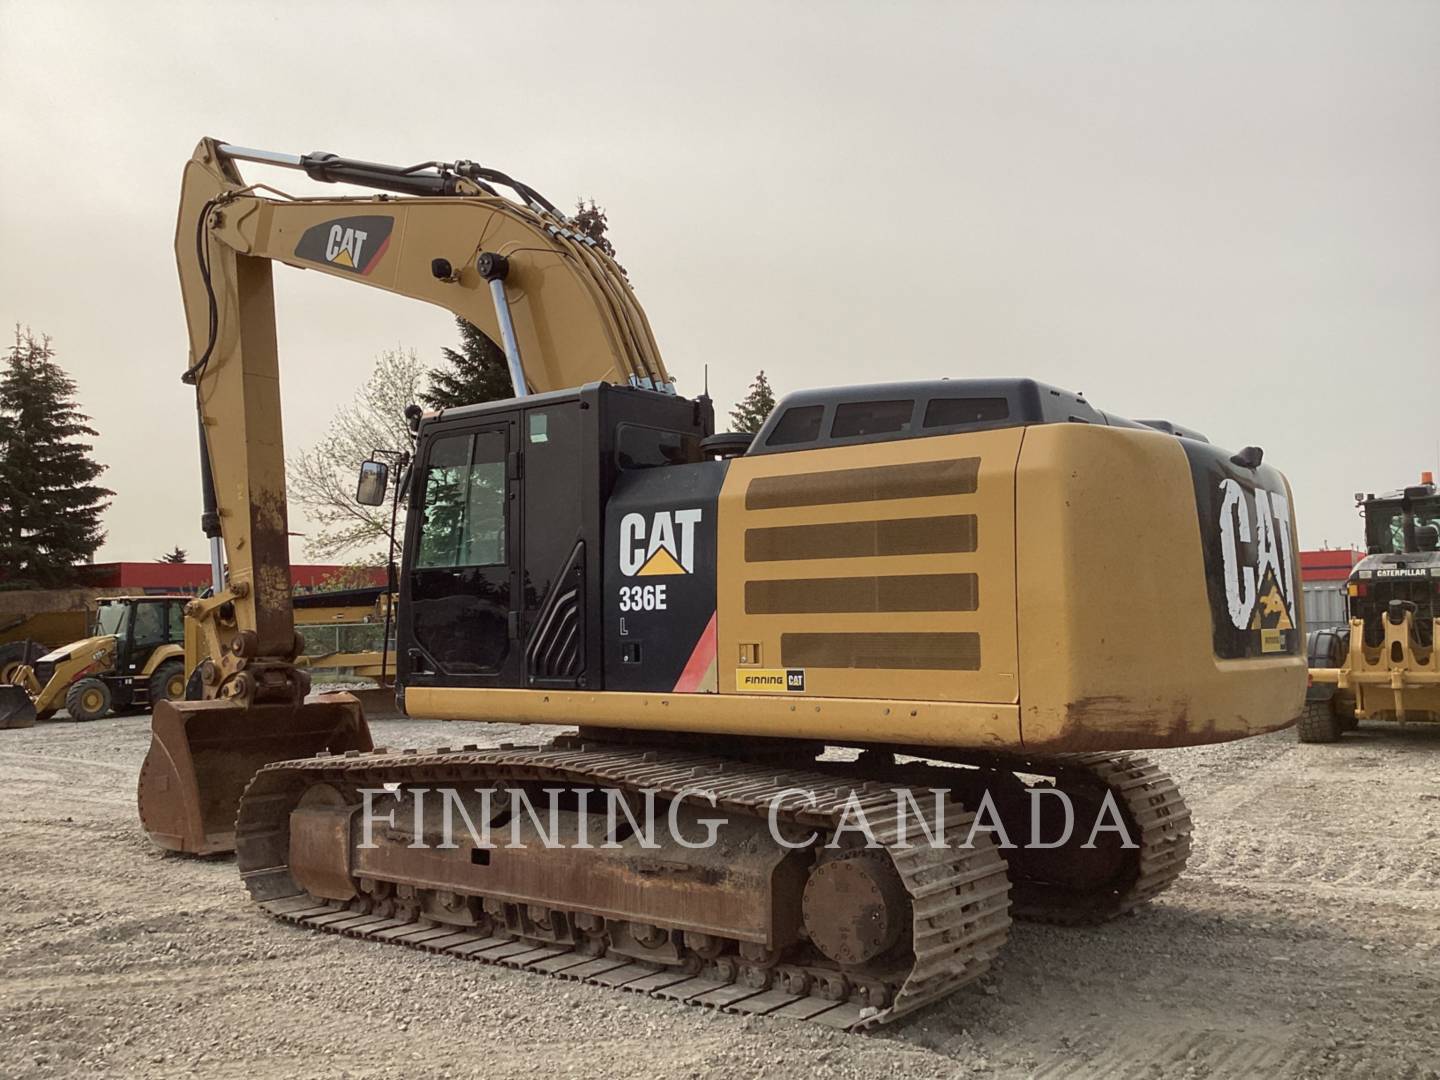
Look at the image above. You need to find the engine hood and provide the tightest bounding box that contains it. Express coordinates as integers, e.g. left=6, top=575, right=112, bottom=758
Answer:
left=38, top=635, right=117, bottom=665
left=1350, top=550, right=1440, bottom=583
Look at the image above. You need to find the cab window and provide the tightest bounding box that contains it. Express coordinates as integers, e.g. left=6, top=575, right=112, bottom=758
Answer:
left=417, top=431, right=507, bottom=568
left=167, top=601, right=187, bottom=643
left=131, top=602, right=166, bottom=649
left=924, top=397, right=1010, bottom=428
left=95, top=602, right=129, bottom=638
left=766, top=405, right=824, bottom=447
left=616, top=425, right=700, bottom=470
left=831, top=399, right=914, bottom=439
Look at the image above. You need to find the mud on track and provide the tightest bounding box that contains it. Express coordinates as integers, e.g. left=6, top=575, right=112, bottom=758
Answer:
left=1, top=715, right=1437, bottom=1079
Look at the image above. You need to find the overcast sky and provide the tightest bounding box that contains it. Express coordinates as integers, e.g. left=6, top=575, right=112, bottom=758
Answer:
left=2, top=1, right=1437, bottom=563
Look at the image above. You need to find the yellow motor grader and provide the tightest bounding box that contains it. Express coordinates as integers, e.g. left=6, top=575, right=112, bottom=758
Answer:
left=135, top=138, right=1305, bottom=1030
left=0, top=595, right=188, bottom=728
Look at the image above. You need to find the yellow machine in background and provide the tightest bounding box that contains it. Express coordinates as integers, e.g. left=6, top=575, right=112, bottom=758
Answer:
left=1304, top=473, right=1440, bottom=740
left=0, top=596, right=188, bottom=728
left=179, top=586, right=400, bottom=717
left=181, top=586, right=397, bottom=690
left=0, top=589, right=93, bottom=683
left=139, top=139, right=1306, bottom=1030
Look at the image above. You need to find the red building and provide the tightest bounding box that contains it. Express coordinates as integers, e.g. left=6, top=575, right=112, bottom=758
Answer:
left=1300, top=549, right=1363, bottom=583
left=77, top=563, right=386, bottom=594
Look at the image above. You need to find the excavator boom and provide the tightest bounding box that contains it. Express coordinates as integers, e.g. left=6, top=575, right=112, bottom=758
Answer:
left=141, top=138, right=669, bottom=852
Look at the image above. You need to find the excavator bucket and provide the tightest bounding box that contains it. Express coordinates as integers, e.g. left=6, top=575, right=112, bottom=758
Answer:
left=0, top=685, right=37, bottom=729
left=138, top=693, right=373, bottom=854
left=349, top=685, right=403, bottom=720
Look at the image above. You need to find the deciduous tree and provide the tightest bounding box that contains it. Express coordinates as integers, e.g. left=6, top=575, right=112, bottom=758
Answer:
left=287, top=346, right=425, bottom=560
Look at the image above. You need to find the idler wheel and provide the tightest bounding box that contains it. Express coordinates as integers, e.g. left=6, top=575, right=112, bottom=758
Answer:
left=801, top=852, right=908, bottom=965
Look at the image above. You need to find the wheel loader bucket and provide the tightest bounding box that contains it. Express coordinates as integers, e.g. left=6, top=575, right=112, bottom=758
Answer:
left=0, top=685, right=37, bottom=729
left=138, top=693, right=373, bottom=855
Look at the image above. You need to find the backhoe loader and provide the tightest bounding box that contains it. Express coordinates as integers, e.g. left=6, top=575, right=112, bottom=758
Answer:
left=140, top=138, right=1305, bottom=1030
left=0, top=595, right=188, bottom=728
left=0, top=589, right=390, bottom=729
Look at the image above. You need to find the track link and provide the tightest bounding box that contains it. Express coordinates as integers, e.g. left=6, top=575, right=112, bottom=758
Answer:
left=236, top=741, right=1013, bottom=1031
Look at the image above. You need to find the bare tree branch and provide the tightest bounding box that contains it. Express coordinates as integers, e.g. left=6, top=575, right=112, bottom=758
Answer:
left=286, top=347, right=425, bottom=562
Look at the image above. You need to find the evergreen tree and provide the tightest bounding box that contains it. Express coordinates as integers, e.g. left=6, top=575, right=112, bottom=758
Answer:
left=421, top=317, right=514, bottom=410
left=729, top=370, right=777, bottom=434
left=423, top=199, right=624, bottom=409
left=0, top=328, right=112, bottom=587
left=158, top=546, right=188, bottom=564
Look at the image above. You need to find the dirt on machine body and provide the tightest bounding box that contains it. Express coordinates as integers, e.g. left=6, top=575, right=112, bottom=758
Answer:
left=136, top=138, right=1306, bottom=1029
left=1304, top=473, right=1440, bottom=741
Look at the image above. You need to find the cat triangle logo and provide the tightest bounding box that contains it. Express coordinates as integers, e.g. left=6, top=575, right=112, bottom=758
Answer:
left=619, top=508, right=702, bottom=577
left=637, top=547, right=685, bottom=577
left=331, top=247, right=355, bottom=268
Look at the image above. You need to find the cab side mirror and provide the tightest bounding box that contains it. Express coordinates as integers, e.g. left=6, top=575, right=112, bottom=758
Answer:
left=356, top=460, right=389, bottom=506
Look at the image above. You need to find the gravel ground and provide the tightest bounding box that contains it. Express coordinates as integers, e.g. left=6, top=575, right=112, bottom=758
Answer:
left=1, top=713, right=1438, bottom=1079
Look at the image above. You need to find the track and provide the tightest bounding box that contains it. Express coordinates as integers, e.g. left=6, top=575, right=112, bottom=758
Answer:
left=817, top=749, right=1193, bottom=926
left=234, top=741, right=1192, bottom=1032
left=235, top=741, right=1014, bottom=1031
left=990, top=751, right=1192, bottom=926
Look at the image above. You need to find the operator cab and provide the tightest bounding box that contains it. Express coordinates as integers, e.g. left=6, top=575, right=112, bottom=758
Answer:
left=93, top=596, right=188, bottom=679
left=363, top=383, right=711, bottom=701
left=1348, top=477, right=1440, bottom=649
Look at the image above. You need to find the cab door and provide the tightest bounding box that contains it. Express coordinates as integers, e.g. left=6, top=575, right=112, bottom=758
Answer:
left=400, top=417, right=521, bottom=687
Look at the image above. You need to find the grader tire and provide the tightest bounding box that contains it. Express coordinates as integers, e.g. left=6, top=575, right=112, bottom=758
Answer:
left=1297, top=699, right=1340, bottom=743
left=65, top=678, right=113, bottom=722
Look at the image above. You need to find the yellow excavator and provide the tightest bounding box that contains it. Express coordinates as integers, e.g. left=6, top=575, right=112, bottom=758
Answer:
left=140, top=138, right=1305, bottom=1030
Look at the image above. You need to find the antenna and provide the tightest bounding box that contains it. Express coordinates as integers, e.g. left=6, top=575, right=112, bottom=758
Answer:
left=704, top=363, right=709, bottom=398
